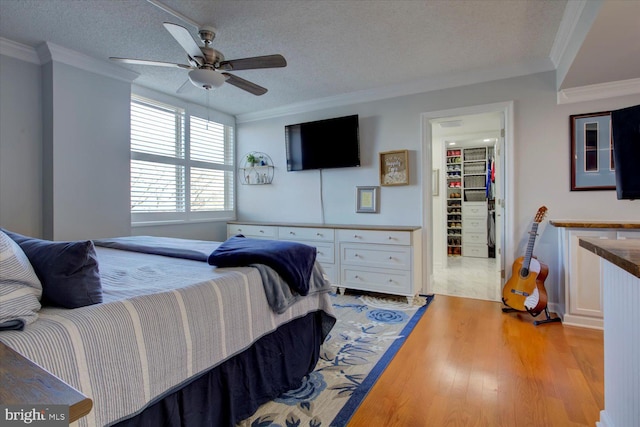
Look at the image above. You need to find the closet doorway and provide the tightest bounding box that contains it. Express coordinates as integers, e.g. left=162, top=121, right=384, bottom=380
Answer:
left=422, top=103, right=514, bottom=302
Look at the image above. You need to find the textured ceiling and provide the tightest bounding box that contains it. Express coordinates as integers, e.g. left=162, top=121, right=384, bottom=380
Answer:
left=0, top=0, right=588, bottom=117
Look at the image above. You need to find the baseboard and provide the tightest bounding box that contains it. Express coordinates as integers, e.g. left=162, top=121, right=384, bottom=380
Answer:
left=562, top=313, right=603, bottom=330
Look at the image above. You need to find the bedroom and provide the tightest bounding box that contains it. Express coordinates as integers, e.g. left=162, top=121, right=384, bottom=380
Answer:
left=1, top=0, right=639, bottom=426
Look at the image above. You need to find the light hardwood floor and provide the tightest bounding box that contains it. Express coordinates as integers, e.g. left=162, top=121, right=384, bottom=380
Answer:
left=348, top=295, right=604, bottom=427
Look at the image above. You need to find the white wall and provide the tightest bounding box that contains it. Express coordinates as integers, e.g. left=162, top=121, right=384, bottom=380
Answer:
left=237, top=103, right=425, bottom=226
left=237, top=70, right=640, bottom=307
left=43, top=60, right=132, bottom=240
left=0, top=54, right=42, bottom=236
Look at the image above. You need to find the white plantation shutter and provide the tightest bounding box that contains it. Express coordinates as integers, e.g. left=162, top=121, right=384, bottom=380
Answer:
left=130, top=96, right=234, bottom=224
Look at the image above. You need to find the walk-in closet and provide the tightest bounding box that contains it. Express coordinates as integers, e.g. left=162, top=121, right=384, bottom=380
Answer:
left=430, top=111, right=503, bottom=302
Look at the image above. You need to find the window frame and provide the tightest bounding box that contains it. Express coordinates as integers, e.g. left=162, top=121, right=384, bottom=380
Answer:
left=130, top=93, right=235, bottom=226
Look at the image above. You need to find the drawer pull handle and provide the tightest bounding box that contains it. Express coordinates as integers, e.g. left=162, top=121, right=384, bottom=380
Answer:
left=259, top=230, right=264, bottom=233
left=354, top=254, right=360, bottom=257
left=289, top=231, right=295, bottom=235
left=353, top=234, right=359, bottom=238
left=389, top=256, right=393, bottom=260
left=316, top=233, right=322, bottom=236
left=354, top=275, right=359, bottom=279
left=388, top=279, right=393, bottom=283
left=388, top=236, right=393, bottom=240
left=317, top=251, right=323, bottom=255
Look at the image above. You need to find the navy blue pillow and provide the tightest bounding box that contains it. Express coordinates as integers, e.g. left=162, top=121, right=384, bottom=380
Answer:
left=1, top=229, right=103, bottom=308
left=208, top=235, right=316, bottom=296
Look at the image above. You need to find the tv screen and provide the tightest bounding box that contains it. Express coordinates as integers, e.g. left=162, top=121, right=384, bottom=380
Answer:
left=611, top=104, right=640, bottom=200
left=285, top=115, right=360, bottom=171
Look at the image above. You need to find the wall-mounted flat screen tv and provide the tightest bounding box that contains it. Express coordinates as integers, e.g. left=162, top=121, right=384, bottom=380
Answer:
left=612, top=104, right=640, bottom=200
left=285, top=115, right=360, bottom=171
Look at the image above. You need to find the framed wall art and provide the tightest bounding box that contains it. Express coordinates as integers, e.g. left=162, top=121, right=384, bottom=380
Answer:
left=379, top=150, right=409, bottom=186
left=570, top=111, right=616, bottom=191
left=356, top=186, right=379, bottom=213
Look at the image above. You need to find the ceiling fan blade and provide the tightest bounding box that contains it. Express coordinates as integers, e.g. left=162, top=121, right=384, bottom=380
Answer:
left=222, top=73, right=268, bottom=96
left=110, top=57, right=192, bottom=69
left=163, top=22, right=205, bottom=65
left=218, top=54, right=287, bottom=71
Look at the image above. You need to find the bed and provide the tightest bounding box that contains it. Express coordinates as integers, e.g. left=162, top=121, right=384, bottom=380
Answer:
left=0, top=232, right=336, bottom=427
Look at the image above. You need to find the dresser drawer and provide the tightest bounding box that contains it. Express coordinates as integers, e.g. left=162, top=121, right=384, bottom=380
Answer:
left=463, top=230, right=487, bottom=244
left=463, top=243, right=488, bottom=258
left=227, top=224, right=277, bottom=239
left=319, top=264, right=337, bottom=285
left=340, top=243, right=411, bottom=270
left=289, top=241, right=335, bottom=264
left=338, top=229, right=411, bottom=245
left=463, top=217, right=487, bottom=232
left=278, top=226, right=334, bottom=242
left=463, top=202, right=487, bottom=218
left=341, top=267, right=412, bottom=295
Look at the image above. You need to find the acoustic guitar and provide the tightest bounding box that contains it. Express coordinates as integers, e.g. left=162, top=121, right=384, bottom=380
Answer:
left=502, top=206, right=548, bottom=314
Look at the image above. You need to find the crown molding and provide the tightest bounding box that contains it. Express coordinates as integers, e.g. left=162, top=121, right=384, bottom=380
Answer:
left=553, top=0, right=603, bottom=90
left=557, top=78, right=640, bottom=104
left=0, top=37, right=40, bottom=64
left=35, top=41, right=139, bottom=83
left=549, top=0, right=588, bottom=68
left=236, top=58, right=554, bottom=123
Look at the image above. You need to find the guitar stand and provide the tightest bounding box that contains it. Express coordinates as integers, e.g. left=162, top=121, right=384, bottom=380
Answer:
left=529, top=307, right=562, bottom=326
left=501, top=301, right=562, bottom=326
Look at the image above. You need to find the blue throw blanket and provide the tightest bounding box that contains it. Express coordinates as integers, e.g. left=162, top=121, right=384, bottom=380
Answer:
left=208, top=235, right=317, bottom=296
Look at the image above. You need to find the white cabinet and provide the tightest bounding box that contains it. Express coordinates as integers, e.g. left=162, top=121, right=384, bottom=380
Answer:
left=564, top=229, right=615, bottom=329
left=462, top=201, right=488, bottom=258
left=448, top=146, right=490, bottom=259
left=227, top=223, right=277, bottom=239
left=337, top=229, right=421, bottom=302
left=227, top=222, right=422, bottom=300
left=557, top=226, right=640, bottom=329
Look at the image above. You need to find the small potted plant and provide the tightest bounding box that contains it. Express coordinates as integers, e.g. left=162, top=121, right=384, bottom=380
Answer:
left=246, top=153, right=258, bottom=166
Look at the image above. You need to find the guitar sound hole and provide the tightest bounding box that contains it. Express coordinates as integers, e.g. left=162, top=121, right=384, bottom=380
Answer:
left=520, top=268, right=529, bottom=278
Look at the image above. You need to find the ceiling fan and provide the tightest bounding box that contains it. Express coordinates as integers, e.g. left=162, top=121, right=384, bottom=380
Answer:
left=110, top=22, right=287, bottom=96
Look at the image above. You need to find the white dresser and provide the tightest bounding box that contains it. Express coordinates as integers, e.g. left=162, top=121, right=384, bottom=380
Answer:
left=462, top=201, right=488, bottom=258
left=228, top=222, right=422, bottom=301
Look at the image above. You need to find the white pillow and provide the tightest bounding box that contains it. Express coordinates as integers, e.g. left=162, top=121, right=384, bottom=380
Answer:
left=0, top=230, right=42, bottom=330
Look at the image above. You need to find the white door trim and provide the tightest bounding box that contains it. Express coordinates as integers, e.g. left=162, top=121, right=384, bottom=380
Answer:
left=420, top=101, right=515, bottom=295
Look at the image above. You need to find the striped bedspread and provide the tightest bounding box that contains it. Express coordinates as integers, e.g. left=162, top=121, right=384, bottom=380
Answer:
left=0, top=247, right=335, bottom=426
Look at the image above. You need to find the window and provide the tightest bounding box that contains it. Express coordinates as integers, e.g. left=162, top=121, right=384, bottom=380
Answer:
left=130, top=96, right=234, bottom=224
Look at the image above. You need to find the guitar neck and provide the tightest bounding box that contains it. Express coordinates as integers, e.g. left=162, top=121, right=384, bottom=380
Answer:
left=522, top=222, right=539, bottom=271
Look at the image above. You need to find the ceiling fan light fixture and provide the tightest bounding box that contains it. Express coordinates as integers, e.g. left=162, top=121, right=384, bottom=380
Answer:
left=188, top=69, right=226, bottom=89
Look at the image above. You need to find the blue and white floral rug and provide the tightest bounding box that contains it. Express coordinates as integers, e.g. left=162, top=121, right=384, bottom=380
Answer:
left=237, top=291, right=434, bottom=427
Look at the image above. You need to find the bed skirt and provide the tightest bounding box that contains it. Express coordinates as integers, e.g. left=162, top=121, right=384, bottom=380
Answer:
left=111, top=310, right=329, bottom=427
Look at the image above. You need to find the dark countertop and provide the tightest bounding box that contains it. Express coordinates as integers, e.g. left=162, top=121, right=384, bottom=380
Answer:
left=550, top=220, right=640, bottom=229
left=579, top=237, right=640, bottom=278
left=0, top=342, right=93, bottom=422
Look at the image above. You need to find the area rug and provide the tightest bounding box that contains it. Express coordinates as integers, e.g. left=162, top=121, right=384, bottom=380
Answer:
left=237, top=291, right=434, bottom=427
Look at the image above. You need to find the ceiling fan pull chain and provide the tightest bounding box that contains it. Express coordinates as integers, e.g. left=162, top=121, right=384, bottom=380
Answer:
left=206, top=89, right=211, bottom=130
